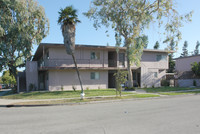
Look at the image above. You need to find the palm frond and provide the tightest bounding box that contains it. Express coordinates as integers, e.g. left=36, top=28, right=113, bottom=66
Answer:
left=58, top=6, right=81, bottom=25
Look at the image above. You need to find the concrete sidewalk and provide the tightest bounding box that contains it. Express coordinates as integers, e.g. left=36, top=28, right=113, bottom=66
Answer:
left=0, top=99, right=31, bottom=105
left=167, top=89, right=200, bottom=92
left=0, top=94, right=134, bottom=105
left=0, top=92, right=160, bottom=106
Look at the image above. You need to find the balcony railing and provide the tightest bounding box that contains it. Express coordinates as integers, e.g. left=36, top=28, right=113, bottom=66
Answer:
left=108, top=60, right=117, bottom=67
left=39, top=59, right=107, bottom=68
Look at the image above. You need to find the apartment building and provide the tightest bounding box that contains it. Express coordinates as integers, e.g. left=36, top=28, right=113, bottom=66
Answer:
left=25, top=43, right=170, bottom=91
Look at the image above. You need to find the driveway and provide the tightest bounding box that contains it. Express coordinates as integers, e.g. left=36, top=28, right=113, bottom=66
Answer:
left=0, top=95, right=200, bottom=134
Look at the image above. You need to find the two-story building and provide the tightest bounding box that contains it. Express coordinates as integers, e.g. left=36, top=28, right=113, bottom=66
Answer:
left=25, top=43, right=170, bottom=91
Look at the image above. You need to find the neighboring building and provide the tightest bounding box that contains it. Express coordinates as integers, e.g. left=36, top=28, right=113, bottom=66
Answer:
left=24, top=43, right=170, bottom=91
left=175, top=55, right=200, bottom=78
left=175, top=55, right=200, bottom=87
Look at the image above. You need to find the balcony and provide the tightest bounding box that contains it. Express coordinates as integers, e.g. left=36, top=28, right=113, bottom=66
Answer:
left=108, top=60, right=117, bottom=67
left=38, top=59, right=107, bottom=68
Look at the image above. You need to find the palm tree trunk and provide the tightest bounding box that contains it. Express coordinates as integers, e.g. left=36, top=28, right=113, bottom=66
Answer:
left=62, top=24, right=84, bottom=98
left=71, top=53, right=84, bottom=95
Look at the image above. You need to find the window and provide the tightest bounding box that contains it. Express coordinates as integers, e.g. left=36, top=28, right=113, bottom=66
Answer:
left=91, top=72, right=100, bottom=80
left=156, top=55, right=167, bottom=61
left=46, top=51, right=49, bottom=59
left=91, top=52, right=100, bottom=60
left=154, top=72, right=158, bottom=78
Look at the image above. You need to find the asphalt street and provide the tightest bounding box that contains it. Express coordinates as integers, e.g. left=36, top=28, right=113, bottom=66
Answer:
left=0, top=95, right=200, bottom=134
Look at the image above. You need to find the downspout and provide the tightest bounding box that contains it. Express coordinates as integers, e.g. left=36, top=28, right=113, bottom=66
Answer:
left=43, top=45, right=45, bottom=66
left=103, top=49, right=104, bottom=68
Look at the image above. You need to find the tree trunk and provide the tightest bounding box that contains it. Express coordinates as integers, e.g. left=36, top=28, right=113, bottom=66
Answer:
left=62, top=24, right=84, bottom=96
left=126, top=44, right=133, bottom=88
left=62, top=24, right=75, bottom=55
left=72, top=54, right=84, bottom=94
left=9, top=66, right=17, bottom=90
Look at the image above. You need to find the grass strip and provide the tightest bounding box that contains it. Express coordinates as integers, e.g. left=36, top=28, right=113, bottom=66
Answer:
left=12, top=94, right=160, bottom=105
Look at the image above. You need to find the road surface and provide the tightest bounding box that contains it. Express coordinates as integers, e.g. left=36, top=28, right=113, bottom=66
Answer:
left=0, top=95, right=200, bottom=134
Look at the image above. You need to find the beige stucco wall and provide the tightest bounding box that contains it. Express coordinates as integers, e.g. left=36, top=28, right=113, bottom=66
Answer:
left=46, top=47, right=168, bottom=70
left=48, top=70, right=108, bottom=91
left=48, top=47, right=108, bottom=68
left=140, top=66, right=166, bottom=88
left=141, top=52, right=168, bottom=69
left=26, top=61, right=38, bottom=91
left=175, top=55, right=200, bottom=72
left=139, top=52, right=168, bottom=88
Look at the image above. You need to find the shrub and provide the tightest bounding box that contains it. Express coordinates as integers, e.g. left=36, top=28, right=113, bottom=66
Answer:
left=143, top=84, right=147, bottom=88
left=61, top=85, right=64, bottom=91
left=191, top=62, right=200, bottom=78
left=72, top=85, right=76, bottom=91
left=193, top=80, right=197, bottom=86
left=113, top=69, right=128, bottom=96
left=124, top=86, right=135, bottom=91
left=29, top=83, right=36, bottom=91
left=161, top=80, right=170, bottom=87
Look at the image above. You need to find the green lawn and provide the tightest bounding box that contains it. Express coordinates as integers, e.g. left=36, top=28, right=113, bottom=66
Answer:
left=143, top=87, right=199, bottom=93
left=3, top=86, right=198, bottom=101
left=0, top=89, right=135, bottom=100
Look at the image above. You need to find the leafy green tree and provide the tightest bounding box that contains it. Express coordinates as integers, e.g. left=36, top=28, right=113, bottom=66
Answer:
left=0, top=0, right=49, bottom=81
left=139, top=35, right=148, bottom=49
left=154, top=41, right=160, bottom=49
left=84, top=0, right=192, bottom=88
left=168, top=39, right=175, bottom=73
left=113, top=69, right=127, bottom=97
left=58, top=6, right=84, bottom=98
left=181, top=41, right=189, bottom=57
left=0, top=76, right=2, bottom=84
left=194, top=41, right=200, bottom=55
left=191, top=62, right=200, bottom=77
left=2, top=70, right=16, bottom=86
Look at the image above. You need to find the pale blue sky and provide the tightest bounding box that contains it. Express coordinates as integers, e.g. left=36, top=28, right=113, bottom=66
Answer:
left=36, top=0, right=200, bottom=58
left=1, top=0, right=200, bottom=75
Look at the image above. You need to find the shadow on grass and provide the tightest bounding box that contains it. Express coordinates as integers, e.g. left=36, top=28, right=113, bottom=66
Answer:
left=0, top=89, right=134, bottom=100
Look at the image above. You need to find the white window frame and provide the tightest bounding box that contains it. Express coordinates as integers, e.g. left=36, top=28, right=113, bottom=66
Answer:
left=91, top=51, right=100, bottom=60
left=91, top=72, right=100, bottom=80
left=157, top=55, right=167, bottom=61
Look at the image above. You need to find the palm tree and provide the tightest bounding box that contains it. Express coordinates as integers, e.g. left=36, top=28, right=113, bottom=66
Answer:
left=58, top=6, right=84, bottom=99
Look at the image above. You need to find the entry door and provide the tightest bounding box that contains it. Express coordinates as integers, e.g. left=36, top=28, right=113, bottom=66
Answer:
left=108, top=73, right=116, bottom=88
left=137, top=73, right=141, bottom=87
